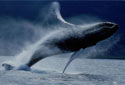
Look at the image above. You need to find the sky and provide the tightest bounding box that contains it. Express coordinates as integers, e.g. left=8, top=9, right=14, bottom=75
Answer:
left=0, top=1, right=124, bottom=33
left=0, top=1, right=124, bottom=56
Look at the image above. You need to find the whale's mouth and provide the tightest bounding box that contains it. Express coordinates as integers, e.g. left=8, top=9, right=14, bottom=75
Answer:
left=98, top=22, right=119, bottom=35
left=105, top=22, right=119, bottom=34
left=99, top=22, right=118, bottom=29
left=94, top=22, right=119, bottom=42
left=111, top=23, right=119, bottom=32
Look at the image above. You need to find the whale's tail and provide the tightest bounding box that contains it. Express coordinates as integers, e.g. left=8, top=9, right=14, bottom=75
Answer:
left=2, top=63, right=14, bottom=70
left=2, top=61, right=31, bottom=71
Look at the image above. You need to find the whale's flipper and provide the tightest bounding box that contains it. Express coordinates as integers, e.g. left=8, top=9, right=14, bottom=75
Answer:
left=63, top=48, right=83, bottom=73
left=53, top=2, right=75, bottom=26
left=40, top=2, right=75, bottom=27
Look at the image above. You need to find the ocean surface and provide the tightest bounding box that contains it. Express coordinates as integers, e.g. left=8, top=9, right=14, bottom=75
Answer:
left=0, top=56, right=125, bottom=85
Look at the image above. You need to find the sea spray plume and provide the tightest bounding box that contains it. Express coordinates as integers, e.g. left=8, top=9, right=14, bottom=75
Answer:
left=0, top=16, right=47, bottom=55
left=2, top=2, right=119, bottom=72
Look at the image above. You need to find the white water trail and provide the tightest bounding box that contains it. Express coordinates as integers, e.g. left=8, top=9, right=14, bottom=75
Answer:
left=14, top=30, right=60, bottom=66
left=13, top=1, right=75, bottom=67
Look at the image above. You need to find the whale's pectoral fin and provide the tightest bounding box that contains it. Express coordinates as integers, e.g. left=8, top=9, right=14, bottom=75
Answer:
left=41, top=2, right=75, bottom=27
left=62, top=48, right=84, bottom=73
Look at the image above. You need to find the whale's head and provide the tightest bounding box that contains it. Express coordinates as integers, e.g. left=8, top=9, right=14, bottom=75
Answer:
left=85, top=22, right=119, bottom=42
left=79, top=22, right=119, bottom=48
left=94, top=22, right=118, bottom=41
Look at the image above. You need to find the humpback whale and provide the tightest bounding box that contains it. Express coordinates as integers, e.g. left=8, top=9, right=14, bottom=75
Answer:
left=2, top=2, right=118, bottom=73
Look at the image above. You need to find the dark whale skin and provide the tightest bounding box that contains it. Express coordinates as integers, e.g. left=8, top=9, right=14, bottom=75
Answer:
left=44, top=22, right=118, bottom=52
left=26, top=22, right=118, bottom=67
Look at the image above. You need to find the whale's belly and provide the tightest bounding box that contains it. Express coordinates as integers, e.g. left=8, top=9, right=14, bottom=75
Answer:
left=43, top=31, right=98, bottom=52
left=43, top=33, right=84, bottom=52
left=55, top=37, right=83, bottom=52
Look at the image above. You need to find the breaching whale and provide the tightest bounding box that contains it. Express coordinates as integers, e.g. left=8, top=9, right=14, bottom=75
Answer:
left=2, top=2, right=118, bottom=73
